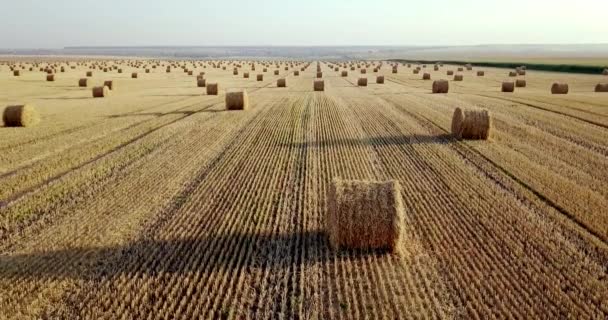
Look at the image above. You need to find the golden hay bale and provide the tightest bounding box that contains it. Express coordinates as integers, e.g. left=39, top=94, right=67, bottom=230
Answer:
left=515, top=79, right=527, bottom=87
left=477, top=71, right=485, bottom=76
left=341, top=71, right=348, bottom=77
left=392, top=67, right=398, bottom=74
left=294, top=70, right=300, bottom=76
left=327, top=179, right=404, bottom=253
left=92, top=86, right=109, bottom=98
left=358, top=78, right=368, bottom=86
left=225, top=90, right=249, bottom=110
left=434, top=65, right=439, bottom=71
left=508, top=71, right=517, bottom=77
left=46, top=74, right=55, bottom=81
left=257, top=74, right=264, bottom=81
left=103, top=80, right=115, bottom=90
left=118, top=69, right=123, bottom=73
left=206, top=83, right=219, bottom=95
left=453, top=74, right=463, bottom=81
left=13, top=70, right=20, bottom=76
left=376, top=76, right=385, bottom=84
left=517, top=70, right=526, bottom=76
left=350, top=66, right=355, bottom=71
left=451, top=107, right=491, bottom=140
left=413, top=69, right=420, bottom=74
left=551, top=83, right=569, bottom=94
left=447, top=70, right=454, bottom=75
left=78, top=78, right=88, bottom=87
left=361, top=69, right=367, bottom=74
left=243, top=72, right=250, bottom=78
left=595, top=83, right=608, bottom=92
left=86, top=71, right=93, bottom=77
left=131, top=73, right=138, bottom=78
left=501, top=82, right=515, bottom=92
left=316, top=72, right=323, bottom=78
left=233, top=69, right=239, bottom=75
left=457, top=67, right=463, bottom=71
left=197, top=78, right=206, bottom=87
left=145, top=69, right=150, bottom=73
left=314, top=80, right=325, bottom=91
left=422, top=73, right=431, bottom=80
left=432, top=80, right=449, bottom=93
left=274, top=70, right=280, bottom=75
left=2, top=104, right=40, bottom=127
left=277, top=78, right=286, bottom=87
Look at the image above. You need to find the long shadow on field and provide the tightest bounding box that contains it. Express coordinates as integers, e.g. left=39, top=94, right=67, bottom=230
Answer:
left=280, top=134, right=454, bottom=148
left=106, top=110, right=198, bottom=118
left=0, top=231, right=389, bottom=281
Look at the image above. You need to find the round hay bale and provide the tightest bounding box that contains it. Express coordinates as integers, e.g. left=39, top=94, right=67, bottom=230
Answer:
left=78, top=78, right=88, bottom=87
left=551, top=83, right=569, bottom=94
left=145, top=69, right=150, bottom=73
left=413, top=69, right=420, bottom=74
left=594, top=83, right=608, bottom=92
left=453, top=74, right=463, bottom=81
left=422, top=73, right=431, bottom=80
left=86, top=71, right=93, bottom=77
left=197, top=78, right=206, bottom=87
left=376, top=76, right=385, bottom=84
left=92, top=86, right=109, bottom=98
left=516, top=79, right=527, bottom=87
left=351, top=66, right=355, bottom=71
left=294, top=71, right=300, bottom=76
left=316, top=72, right=323, bottom=78
left=358, top=78, right=368, bottom=86
left=225, top=90, right=249, bottom=110
left=457, top=67, right=464, bottom=72
left=206, top=83, right=219, bottom=95
left=341, top=71, right=348, bottom=77
left=327, top=179, right=404, bottom=253
left=243, top=72, right=250, bottom=78
left=257, top=74, right=264, bottom=81
left=2, top=104, right=40, bottom=127
left=451, top=107, right=491, bottom=140
left=447, top=70, right=454, bottom=76
left=434, top=65, right=439, bottom=71
left=13, top=70, right=20, bottom=76
left=233, top=69, right=239, bottom=75
left=432, top=80, right=449, bottom=93
left=103, top=80, right=115, bottom=90
left=517, top=70, right=526, bottom=76
left=277, top=78, right=286, bottom=87
left=477, top=71, right=485, bottom=76
left=508, top=71, right=517, bottom=77
left=131, top=73, right=138, bottom=79
left=274, top=70, right=280, bottom=75
left=502, top=82, right=515, bottom=92
left=314, top=80, right=325, bottom=91
left=361, top=69, right=367, bottom=74
left=46, top=74, right=55, bottom=81
left=118, top=69, right=123, bottom=73
left=392, top=67, right=398, bottom=74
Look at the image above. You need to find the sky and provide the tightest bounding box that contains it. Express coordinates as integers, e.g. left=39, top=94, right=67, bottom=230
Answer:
left=0, top=0, right=606, bottom=48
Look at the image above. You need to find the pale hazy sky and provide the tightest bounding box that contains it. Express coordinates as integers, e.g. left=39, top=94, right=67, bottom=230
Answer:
left=1, top=0, right=606, bottom=48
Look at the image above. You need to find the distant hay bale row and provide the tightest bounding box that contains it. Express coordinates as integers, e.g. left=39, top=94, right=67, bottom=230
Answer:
left=327, top=178, right=404, bottom=254
left=3, top=104, right=40, bottom=127
left=432, top=80, right=449, bottom=93
left=451, top=107, right=491, bottom=140
left=225, top=90, right=249, bottom=110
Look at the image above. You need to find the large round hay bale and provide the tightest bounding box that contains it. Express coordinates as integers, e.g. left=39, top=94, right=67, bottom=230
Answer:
left=2, top=104, right=40, bottom=127
left=508, top=71, right=517, bottom=77
left=451, top=107, right=491, bottom=140
left=358, top=78, right=368, bottom=86
left=316, top=72, right=323, bottom=78
left=551, top=83, right=569, bottom=94
left=595, top=83, right=608, bottom=92
left=118, top=69, right=123, bottom=73
left=432, top=80, right=449, bottom=93
left=376, top=76, right=385, bottom=84
left=453, top=74, right=463, bottom=81
left=46, top=74, right=55, bottom=81
left=257, top=74, right=263, bottom=81
left=233, top=69, right=239, bottom=75
left=225, top=90, right=249, bottom=110
left=502, top=82, right=515, bottom=92
left=274, top=70, right=280, bottom=75
left=13, top=70, right=20, bottom=76
left=517, top=70, right=526, bottom=76
left=341, top=71, right=348, bottom=77
left=314, top=80, right=325, bottom=91
left=197, top=78, right=206, bottom=87
left=206, top=83, right=219, bottom=95
left=477, top=71, right=485, bottom=76
left=361, top=69, right=367, bottom=74
left=145, top=69, right=150, bottom=73
left=413, top=69, right=420, bottom=74
left=86, top=71, right=93, bottom=77
left=103, top=80, right=115, bottom=90
left=277, top=78, right=286, bottom=87
left=422, top=73, right=431, bottom=80
left=516, top=79, right=527, bottom=87
left=447, top=70, right=454, bottom=76
left=92, top=86, right=109, bottom=98
left=327, top=179, right=404, bottom=253
left=243, top=72, right=250, bottom=78
left=294, top=71, right=300, bottom=76
left=131, top=73, right=138, bottom=78
left=457, top=67, right=463, bottom=72
left=434, top=65, right=439, bottom=71
left=392, top=67, right=398, bottom=74
left=78, top=78, right=88, bottom=87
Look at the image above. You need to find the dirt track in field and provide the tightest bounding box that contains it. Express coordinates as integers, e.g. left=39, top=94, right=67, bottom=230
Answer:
left=1, top=59, right=607, bottom=319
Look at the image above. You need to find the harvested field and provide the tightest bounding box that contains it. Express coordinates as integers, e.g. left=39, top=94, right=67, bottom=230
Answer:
left=0, top=59, right=607, bottom=319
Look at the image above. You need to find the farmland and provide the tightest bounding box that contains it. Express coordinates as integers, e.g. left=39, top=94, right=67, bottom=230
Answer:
left=1, top=59, right=607, bottom=319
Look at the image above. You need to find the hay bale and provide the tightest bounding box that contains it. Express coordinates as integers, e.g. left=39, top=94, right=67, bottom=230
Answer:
left=376, top=76, right=385, bottom=84
left=327, top=179, right=404, bottom=253
left=392, top=67, right=398, bottom=74
left=233, top=69, right=239, bottom=75
left=447, top=70, right=454, bottom=76
left=197, top=78, right=206, bottom=87
left=274, top=70, right=280, bottom=75
left=509, top=71, right=517, bottom=77
left=277, top=78, right=286, bottom=87
left=432, top=80, right=449, bottom=93
left=206, top=83, right=219, bottom=95
left=294, top=71, right=300, bottom=76
left=413, top=69, right=420, bottom=74
left=451, top=107, right=491, bottom=140
left=517, top=70, right=526, bottom=76
left=457, top=67, right=463, bottom=72
left=225, top=90, right=249, bottom=110
left=477, top=71, right=485, bottom=76
left=317, top=72, right=323, bottom=78
left=453, top=75, right=463, bottom=81
left=551, top=83, right=569, bottom=94
left=314, top=80, right=325, bottom=91
left=244, top=72, right=250, bottom=78
left=131, top=73, right=138, bottom=78
left=13, top=70, right=20, bottom=76
left=257, top=74, right=264, bottom=81
left=423, top=73, right=431, bottom=80
left=595, top=83, right=608, bottom=92
left=86, top=71, right=93, bottom=77
left=118, top=69, right=123, bottom=73
left=145, top=69, right=150, bottom=73
left=501, top=82, right=515, bottom=92
left=92, top=86, right=110, bottom=98
left=103, top=80, right=115, bottom=90
left=2, top=104, right=40, bottom=127
left=78, top=78, right=88, bottom=87
left=516, top=79, right=527, bottom=87
left=361, top=69, right=367, bottom=74
left=46, top=74, right=55, bottom=81
left=358, top=78, right=368, bottom=86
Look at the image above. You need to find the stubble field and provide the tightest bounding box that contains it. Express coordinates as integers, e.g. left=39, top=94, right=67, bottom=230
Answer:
left=1, top=58, right=607, bottom=319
